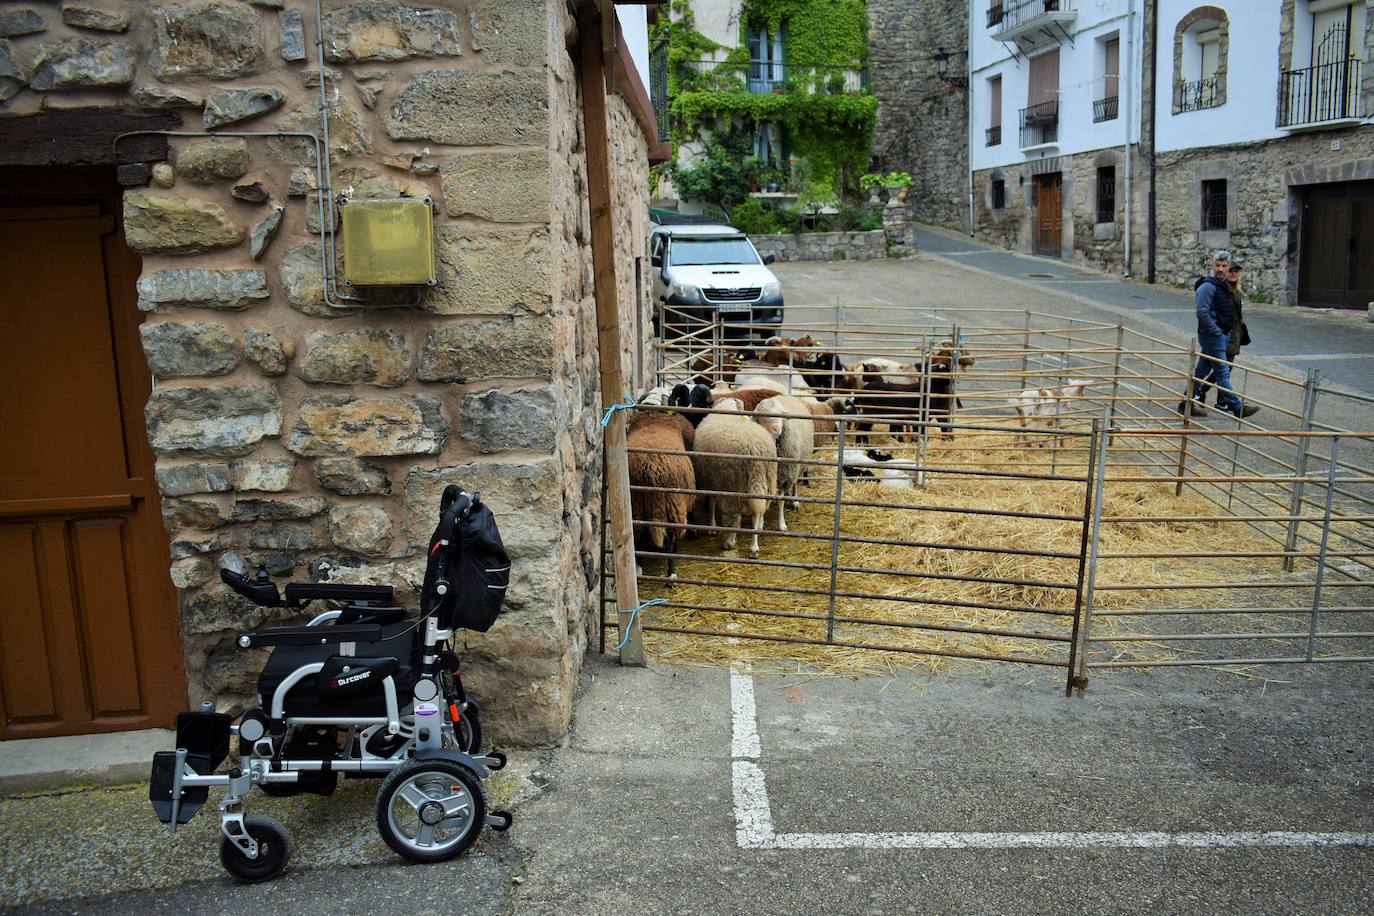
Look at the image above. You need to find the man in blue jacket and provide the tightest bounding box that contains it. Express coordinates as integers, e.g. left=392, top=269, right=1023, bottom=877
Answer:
left=1178, top=250, right=1259, bottom=420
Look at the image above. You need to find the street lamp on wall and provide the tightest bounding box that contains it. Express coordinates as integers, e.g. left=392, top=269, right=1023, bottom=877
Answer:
left=933, top=47, right=969, bottom=90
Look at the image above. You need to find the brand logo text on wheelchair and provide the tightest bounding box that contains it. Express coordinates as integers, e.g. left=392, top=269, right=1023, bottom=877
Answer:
left=149, top=486, right=514, bottom=882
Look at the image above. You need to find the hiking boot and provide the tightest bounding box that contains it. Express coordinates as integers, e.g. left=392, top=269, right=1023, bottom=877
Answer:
left=1177, top=400, right=1207, bottom=418
left=1228, top=404, right=1260, bottom=419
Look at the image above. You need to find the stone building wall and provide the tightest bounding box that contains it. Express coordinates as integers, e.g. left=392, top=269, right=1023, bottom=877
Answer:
left=1151, top=128, right=1374, bottom=306
left=0, top=0, right=650, bottom=745
left=751, top=229, right=886, bottom=262
left=867, top=0, right=969, bottom=232
left=972, top=146, right=1148, bottom=276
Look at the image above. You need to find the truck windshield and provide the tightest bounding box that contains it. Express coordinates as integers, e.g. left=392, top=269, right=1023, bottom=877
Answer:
left=669, top=238, right=760, bottom=266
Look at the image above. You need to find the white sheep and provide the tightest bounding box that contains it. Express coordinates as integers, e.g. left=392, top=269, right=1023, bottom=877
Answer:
left=1011, top=379, right=1094, bottom=439
left=692, top=397, right=782, bottom=557
left=755, top=395, right=816, bottom=529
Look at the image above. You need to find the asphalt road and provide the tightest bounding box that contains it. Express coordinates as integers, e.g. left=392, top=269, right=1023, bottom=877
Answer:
left=7, top=237, right=1374, bottom=915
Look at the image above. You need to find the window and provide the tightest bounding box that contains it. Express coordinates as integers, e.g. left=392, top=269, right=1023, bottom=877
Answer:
left=991, top=178, right=1006, bottom=211
left=987, top=76, right=1003, bottom=146
left=1095, top=37, right=1120, bottom=122
left=1096, top=167, right=1116, bottom=224
left=1281, top=2, right=1366, bottom=125
left=1173, top=7, right=1229, bottom=113
left=1201, top=179, right=1227, bottom=231
left=747, top=25, right=784, bottom=92
left=1021, top=49, right=1060, bottom=147
left=753, top=122, right=781, bottom=165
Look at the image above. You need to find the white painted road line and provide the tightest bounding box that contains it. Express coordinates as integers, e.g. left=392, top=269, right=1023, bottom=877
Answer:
left=728, top=669, right=1374, bottom=851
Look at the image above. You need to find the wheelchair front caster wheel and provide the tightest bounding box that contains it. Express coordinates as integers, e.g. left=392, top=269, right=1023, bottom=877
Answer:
left=219, top=815, right=292, bottom=883
left=484, top=750, right=507, bottom=771
left=376, top=759, right=486, bottom=863
left=485, top=810, right=513, bottom=832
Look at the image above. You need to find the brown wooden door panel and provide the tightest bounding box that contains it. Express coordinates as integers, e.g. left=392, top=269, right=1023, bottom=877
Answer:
left=1300, top=182, right=1374, bottom=309
left=1350, top=198, right=1374, bottom=306
left=1035, top=174, right=1063, bottom=257
left=0, top=168, right=183, bottom=739
left=0, top=214, right=129, bottom=490
left=71, top=517, right=146, bottom=719
left=0, top=523, right=62, bottom=726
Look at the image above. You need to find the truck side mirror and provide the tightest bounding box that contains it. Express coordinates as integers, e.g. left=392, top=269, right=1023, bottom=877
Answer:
left=650, top=254, right=662, bottom=268
left=762, top=253, right=776, bottom=265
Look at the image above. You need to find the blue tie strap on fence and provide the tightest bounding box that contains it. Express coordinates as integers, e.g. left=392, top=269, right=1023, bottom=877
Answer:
left=601, top=395, right=637, bottom=428
left=614, top=597, right=668, bottom=651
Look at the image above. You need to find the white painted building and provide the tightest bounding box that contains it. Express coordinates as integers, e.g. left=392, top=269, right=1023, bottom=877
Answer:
left=968, top=0, right=1146, bottom=268
left=1149, top=0, right=1373, bottom=307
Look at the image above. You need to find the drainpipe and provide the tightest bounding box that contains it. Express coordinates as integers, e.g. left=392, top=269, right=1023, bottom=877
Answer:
left=967, top=0, right=976, bottom=236
left=1147, top=0, right=1158, bottom=284
left=1122, top=0, right=1135, bottom=276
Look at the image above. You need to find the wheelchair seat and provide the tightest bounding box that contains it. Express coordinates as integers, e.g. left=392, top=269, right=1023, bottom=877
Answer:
left=257, top=622, right=419, bottom=717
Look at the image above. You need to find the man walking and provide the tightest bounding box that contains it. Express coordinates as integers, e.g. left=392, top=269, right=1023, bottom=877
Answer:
left=1194, top=261, right=1250, bottom=407
left=1178, top=250, right=1258, bottom=420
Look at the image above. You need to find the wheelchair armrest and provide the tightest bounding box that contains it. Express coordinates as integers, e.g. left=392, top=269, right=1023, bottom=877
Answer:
left=220, top=568, right=283, bottom=607
left=338, top=604, right=407, bottom=626
left=238, top=624, right=382, bottom=649
left=283, top=581, right=394, bottom=604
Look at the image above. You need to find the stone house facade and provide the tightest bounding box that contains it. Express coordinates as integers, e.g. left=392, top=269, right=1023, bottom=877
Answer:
left=1149, top=0, right=1374, bottom=307
left=868, top=0, right=971, bottom=233
left=0, top=0, right=661, bottom=746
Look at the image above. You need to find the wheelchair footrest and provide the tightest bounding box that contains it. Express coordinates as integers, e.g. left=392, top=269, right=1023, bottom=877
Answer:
left=149, top=750, right=211, bottom=825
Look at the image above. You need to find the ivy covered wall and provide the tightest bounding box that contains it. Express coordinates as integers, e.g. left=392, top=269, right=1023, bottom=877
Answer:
left=654, top=0, right=877, bottom=207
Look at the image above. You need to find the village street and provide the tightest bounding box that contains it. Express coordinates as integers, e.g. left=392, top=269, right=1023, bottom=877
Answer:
left=6, top=240, right=1373, bottom=915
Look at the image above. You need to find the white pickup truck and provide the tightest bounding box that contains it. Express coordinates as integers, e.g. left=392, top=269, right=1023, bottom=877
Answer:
left=649, top=222, right=783, bottom=341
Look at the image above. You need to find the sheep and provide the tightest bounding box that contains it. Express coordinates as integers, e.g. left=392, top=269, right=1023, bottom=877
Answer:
left=692, top=396, right=782, bottom=557
left=626, top=405, right=697, bottom=580
left=1010, top=379, right=1094, bottom=439
left=805, top=395, right=857, bottom=436
left=755, top=394, right=816, bottom=528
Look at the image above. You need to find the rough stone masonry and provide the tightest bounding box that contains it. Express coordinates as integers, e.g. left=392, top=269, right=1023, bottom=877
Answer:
left=0, top=0, right=651, bottom=745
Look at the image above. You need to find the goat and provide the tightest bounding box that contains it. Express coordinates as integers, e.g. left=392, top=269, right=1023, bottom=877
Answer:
left=692, top=397, right=782, bottom=557
left=1010, top=380, right=1094, bottom=440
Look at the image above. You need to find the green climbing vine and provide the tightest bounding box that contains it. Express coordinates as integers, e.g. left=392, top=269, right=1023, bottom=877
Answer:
left=654, top=0, right=875, bottom=206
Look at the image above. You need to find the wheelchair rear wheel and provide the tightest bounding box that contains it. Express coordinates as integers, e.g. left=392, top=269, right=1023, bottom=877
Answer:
left=219, top=815, right=292, bottom=882
left=376, top=759, right=487, bottom=863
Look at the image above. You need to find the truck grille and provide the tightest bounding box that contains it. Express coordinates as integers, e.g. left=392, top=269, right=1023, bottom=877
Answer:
left=703, top=287, right=761, bottom=303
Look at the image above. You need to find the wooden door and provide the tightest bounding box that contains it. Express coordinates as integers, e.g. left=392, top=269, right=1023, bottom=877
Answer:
left=1035, top=173, right=1063, bottom=257
left=0, top=168, right=183, bottom=739
left=1299, top=182, right=1374, bottom=309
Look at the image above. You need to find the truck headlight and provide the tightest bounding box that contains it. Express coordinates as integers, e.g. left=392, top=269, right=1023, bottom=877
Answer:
left=670, top=282, right=703, bottom=304
left=762, top=280, right=781, bottom=299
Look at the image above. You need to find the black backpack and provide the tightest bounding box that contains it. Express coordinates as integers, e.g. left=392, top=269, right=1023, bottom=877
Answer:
left=422, top=485, right=511, bottom=632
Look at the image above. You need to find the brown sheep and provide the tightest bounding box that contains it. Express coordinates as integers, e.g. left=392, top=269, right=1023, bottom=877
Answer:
left=627, top=409, right=697, bottom=579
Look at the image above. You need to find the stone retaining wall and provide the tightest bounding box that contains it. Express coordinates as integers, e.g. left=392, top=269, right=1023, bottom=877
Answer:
left=0, top=0, right=650, bottom=745
left=752, top=229, right=887, bottom=262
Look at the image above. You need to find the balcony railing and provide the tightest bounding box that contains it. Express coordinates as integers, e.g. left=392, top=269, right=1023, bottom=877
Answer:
left=1092, top=95, right=1118, bottom=123
left=986, top=124, right=1003, bottom=146
left=1019, top=100, right=1059, bottom=147
left=990, top=0, right=1071, bottom=37
left=677, top=59, right=870, bottom=95
left=1176, top=76, right=1221, bottom=112
left=1279, top=59, right=1363, bottom=127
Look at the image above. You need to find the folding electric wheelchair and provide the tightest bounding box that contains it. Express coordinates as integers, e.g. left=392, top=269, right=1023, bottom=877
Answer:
left=150, top=486, right=513, bottom=882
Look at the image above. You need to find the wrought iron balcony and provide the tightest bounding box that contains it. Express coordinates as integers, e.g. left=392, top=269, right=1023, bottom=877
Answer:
left=990, top=0, right=1076, bottom=46
left=1092, top=95, right=1118, bottom=123
left=1019, top=100, right=1058, bottom=148
left=986, top=124, right=1002, bottom=146
left=1279, top=59, right=1363, bottom=128
left=677, top=59, right=870, bottom=96
left=1176, top=76, right=1221, bottom=112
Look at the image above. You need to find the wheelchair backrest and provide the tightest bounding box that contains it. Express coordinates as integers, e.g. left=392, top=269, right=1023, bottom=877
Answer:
left=422, top=485, right=511, bottom=632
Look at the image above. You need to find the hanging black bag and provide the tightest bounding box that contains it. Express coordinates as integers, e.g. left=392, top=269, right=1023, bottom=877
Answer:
left=424, top=485, right=511, bottom=632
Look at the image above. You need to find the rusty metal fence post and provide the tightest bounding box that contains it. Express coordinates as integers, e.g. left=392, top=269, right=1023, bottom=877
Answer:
left=1307, top=435, right=1340, bottom=662
left=825, top=417, right=847, bottom=643
left=1066, top=416, right=1102, bottom=696
left=1107, top=322, right=1124, bottom=433
left=1072, top=406, right=1111, bottom=696
left=1175, top=338, right=1199, bottom=497
left=1284, top=368, right=1321, bottom=571
left=1021, top=308, right=1032, bottom=387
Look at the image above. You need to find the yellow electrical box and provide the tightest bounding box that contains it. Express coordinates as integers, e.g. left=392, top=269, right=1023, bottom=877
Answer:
left=340, top=197, right=436, bottom=287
